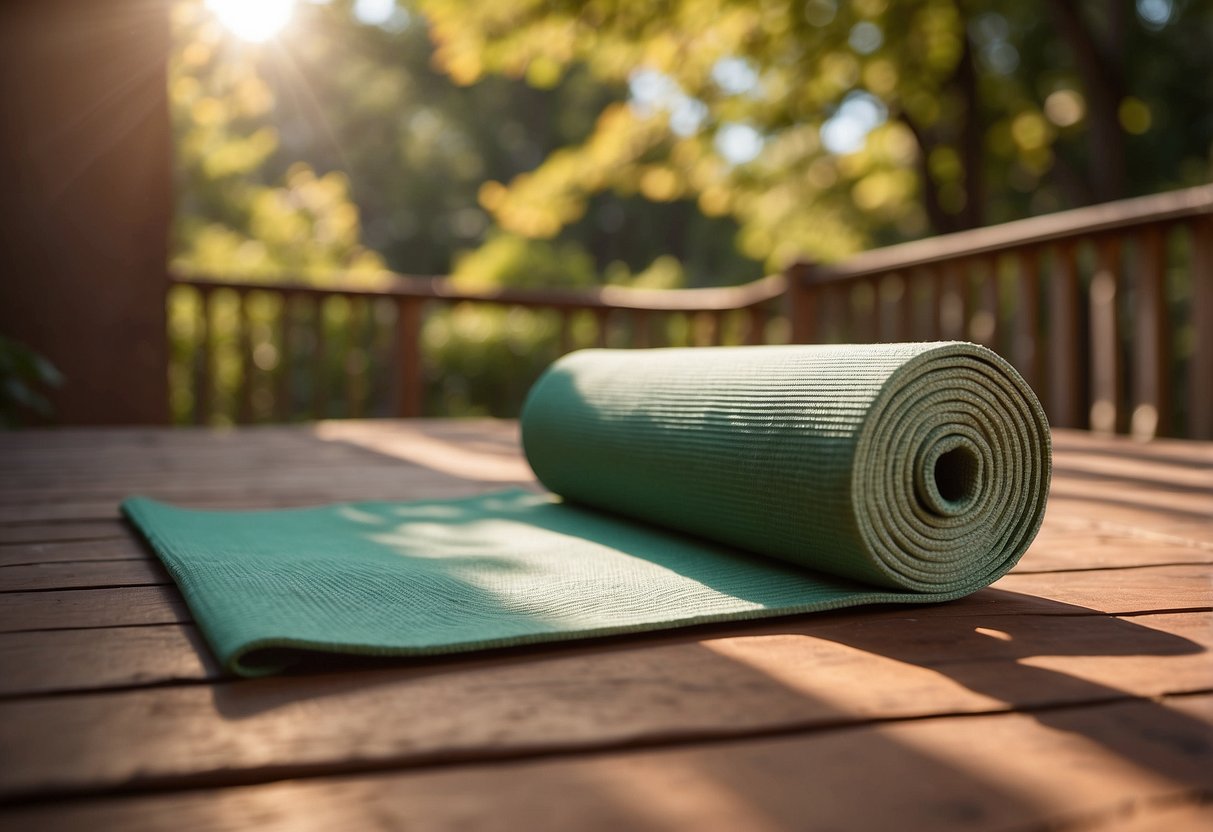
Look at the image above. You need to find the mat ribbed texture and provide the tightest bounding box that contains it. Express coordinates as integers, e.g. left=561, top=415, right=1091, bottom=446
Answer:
left=124, top=342, right=1050, bottom=676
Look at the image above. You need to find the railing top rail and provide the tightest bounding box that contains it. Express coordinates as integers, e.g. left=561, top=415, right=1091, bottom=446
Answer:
left=811, top=183, right=1213, bottom=283
left=175, top=184, right=1210, bottom=302
left=171, top=271, right=788, bottom=313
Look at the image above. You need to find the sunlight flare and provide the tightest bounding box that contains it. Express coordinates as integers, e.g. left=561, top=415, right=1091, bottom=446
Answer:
left=206, top=0, right=296, bottom=42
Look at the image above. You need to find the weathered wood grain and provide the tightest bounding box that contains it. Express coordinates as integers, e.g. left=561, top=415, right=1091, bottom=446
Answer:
left=0, top=559, right=169, bottom=592
left=0, top=521, right=129, bottom=545
left=1, top=606, right=1208, bottom=799
left=0, top=421, right=1209, bottom=832
left=0, top=624, right=218, bottom=696
left=0, top=537, right=149, bottom=567
left=991, top=565, right=1213, bottom=614
left=0, top=560, right=1205, bottom=639
left=0, top=586, right=189, bottom=632
left=1, top=603, right=1209, bottom=701
left=3, top=694, right=1210, bottom=831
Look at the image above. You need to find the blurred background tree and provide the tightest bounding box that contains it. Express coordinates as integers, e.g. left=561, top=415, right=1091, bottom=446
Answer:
left=421, top=0, right=1213, bottom=267
left=171, top=0, right=1211, bottom=419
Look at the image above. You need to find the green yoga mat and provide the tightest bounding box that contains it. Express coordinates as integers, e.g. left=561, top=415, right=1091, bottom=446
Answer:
left=124, top=342, right=1051, bottom=676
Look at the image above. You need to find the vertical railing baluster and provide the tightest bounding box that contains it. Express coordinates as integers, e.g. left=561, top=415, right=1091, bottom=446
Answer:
left=692, top=310, right=718, bottom=346
left=1014, top=248, right=1041, bottom=395
left=940, top=260, right=967, bottom=340
left=346, top=297, right=365, bottom=419
left=1189, top=216, right=1213, bottom=439
left=974, top=256, right=999, bottom=348
left=873, top=276, right=892, bottom=342
left=276, top=293, right=294, bottom=422
left=237, top=289, right=253, bottom=424
left=193, top=286, right=212, bottom=426
left=745, top=305, right=766, bottom=345
left=594, top=308, right=609, bottom=348
left=927, top=268, right=944, bottom=340
left=1049, top=242, right=1083, bottom=428
left=395, top=298, right=423, bottom=418
left=558, top=308, right=573, bottom=355
left=891, top=273, right=912, bottom=342
left=632, top=310, right=651, bottom=349
left=1088, top=238, right=1122, bottom=434
left=312, top=295, right=328, bottom=419
left=853, top=279, right=877, bottom=343
left=1132, top=225, right=1169, bottom=439
left=787, top=262, right=818, bottom=344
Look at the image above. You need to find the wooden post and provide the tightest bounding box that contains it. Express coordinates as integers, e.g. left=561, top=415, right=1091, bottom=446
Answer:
left=1049, top=242, right=1083, bottom=428
left=1088, top=238, right=1122, bottom=434
left=1188, top=216, right=1213, bottom=439
left=0, top=0, right=172, bottom=424
left=786, top=261, right=818, bottom=344
left=1132, top=225, right=1169, bottom=439
left=395, top=298, right=423, bottom=418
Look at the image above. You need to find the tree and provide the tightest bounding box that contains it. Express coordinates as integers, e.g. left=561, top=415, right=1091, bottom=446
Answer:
left=419, top=0, right=1213, bottom=265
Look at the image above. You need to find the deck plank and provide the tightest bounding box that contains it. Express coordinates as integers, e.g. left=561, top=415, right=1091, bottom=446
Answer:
left=1, top=605, right=1209, bottom=798
left=3, top=694, right=1210, bottom=832
left=1, top=562, right=1204, bottom=638
left=1, top=604, right=1209, bottom=698
left=0, top=422, right=1209, bottom=830
left=0, top=586, right=191, bottom=632
left=0, top=559, right=169, bottom=592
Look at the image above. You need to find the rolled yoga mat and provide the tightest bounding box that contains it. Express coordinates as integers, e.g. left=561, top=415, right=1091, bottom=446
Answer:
left=124, top=342, right=1051, bottom=676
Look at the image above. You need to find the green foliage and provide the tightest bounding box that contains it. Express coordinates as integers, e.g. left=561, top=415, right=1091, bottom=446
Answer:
left=171, top=0, right=1211, bottom=421
left=420, top=0, right=1213, bottom=266
left=0, top=337, right=62, bottom=428
left=426, top=234, right=690, bottom=415
left=170, top=2, right=387, bottom=282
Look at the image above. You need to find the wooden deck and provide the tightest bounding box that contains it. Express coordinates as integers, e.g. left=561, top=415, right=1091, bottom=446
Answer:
left=1, top=421, right=1211, bottom=831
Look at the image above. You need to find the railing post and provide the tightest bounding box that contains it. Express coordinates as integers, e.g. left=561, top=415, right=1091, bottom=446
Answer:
left=345, top=298, right=365, bottom=420
left=1049, top=242, right=1083, bottom=428
left=1088, top=238, right=1122, bottom=434
left=1014, top=248, right=1041, bottom=397
left=312, top=295, right=330, bottom=419
left=558, top=308, right=573, bottom=355
left=276, top=293, right=294, bottom=422
left=1132, top=225, right=1169, bottom=439
left=395, top=298, right=423, bottom=418
left=940, top=260, right=967, bottom=340
left=236, top=289, right=253, bottom=424
left=193, top=286, right=212, bottom=426
left=1189, top=215, right=1213, bottom=439
left=786, top=261, right=818, bottom=344
left=745, top=305, right=766, bottom=345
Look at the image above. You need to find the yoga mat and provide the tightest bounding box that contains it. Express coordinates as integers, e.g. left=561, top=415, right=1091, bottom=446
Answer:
left=124, top=342, right=1051, bottom=676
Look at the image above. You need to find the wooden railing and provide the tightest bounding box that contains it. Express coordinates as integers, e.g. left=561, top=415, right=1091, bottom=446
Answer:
left=786, top=184, right=1212, bottom=440
left=168, top=271, right=789, bottom=425
left=172, top=183, right=1212, bottom=439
